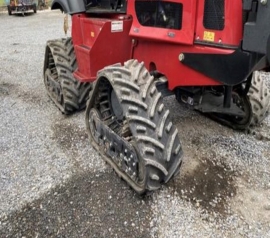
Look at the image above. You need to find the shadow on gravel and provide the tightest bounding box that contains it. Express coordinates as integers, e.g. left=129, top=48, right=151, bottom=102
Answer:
left=9, top=12, right=35, bottom=17
left=0, top=82, right=16, bottom=96
left=0, top=82, right=45, bottom=106
left=0, top=171, right=152, bottom=238
left=170, top=158, right=237, bottom=216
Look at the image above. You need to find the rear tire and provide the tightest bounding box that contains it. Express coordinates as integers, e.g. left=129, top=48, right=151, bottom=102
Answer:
left=248, top=71, right=270, bottom=126
left=43, top=38, right=91, bottom=114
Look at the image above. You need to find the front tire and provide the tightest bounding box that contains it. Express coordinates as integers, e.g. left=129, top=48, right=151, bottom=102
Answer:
left=86, top=60, right=183, bottom=193
left=248, top=71, right=270, bottom=126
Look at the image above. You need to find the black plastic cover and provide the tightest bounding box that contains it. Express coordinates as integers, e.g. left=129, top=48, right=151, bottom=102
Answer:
left=51, top=0, right=86, bottom=14
left=181, top=50, right=259, bottom=86
left=243, top=0, right=253, bottom=11
left=243, top=1, right=270, bottom=57
left=267, top=35, right=270, bottom=63
left=203, top=0, right=224, bottom=31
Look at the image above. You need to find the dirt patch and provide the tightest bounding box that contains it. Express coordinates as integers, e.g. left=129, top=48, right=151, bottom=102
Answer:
left=0, top=82, right=16, bottom=96
left=0, top=82, right=45, bottom=106
left=17, top=91, right=45, bottom=106
left=0, top=171, right=153, bottom=237
left=170, top=156, right=237, bottom=216
left=51, top=121, right=90, bottom=171
left=232, top=182, right=270, bottom=225
left=51, top=122, right=88, bottom=153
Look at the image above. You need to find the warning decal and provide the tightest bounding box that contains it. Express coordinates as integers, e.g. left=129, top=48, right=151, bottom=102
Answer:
left=111, top=21, right=123, bottom=32
left=203, top=31, right=215, bottom=42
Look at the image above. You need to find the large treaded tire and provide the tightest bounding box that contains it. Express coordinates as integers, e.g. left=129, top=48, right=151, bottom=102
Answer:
left=44, top=38, right=91, bottom=114
left=33, top=3, right=37, bottom=13
left=7, top=5, right=12, bottom=15
left=87, top=60, right=183, bottom=193
left=248, top=71, right=270, bottom=126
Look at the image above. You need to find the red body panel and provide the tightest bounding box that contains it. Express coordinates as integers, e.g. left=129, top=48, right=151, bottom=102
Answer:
left=72, top=14, right=133, bottom=82
left=72, top=0, right=244, bottom=89
left=132, top=40, right=233, bottom=89
left=128, top=0, right=197, bottom=45
left=195, top=0, right=242, bottom=46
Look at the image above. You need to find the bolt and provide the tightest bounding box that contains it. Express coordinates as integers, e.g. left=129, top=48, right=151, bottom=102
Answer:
left=179, top=53, right=185, bottom=62
left=261, top=0, right=267, bottom=5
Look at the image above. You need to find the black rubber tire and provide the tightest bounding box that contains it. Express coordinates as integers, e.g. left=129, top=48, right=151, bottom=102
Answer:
left=7, top=5, right=12, bottom=15
left=33, top=4, right=37, bottom=13
left=44, top=38, right=91, bottom=114
left=248, top=71, right=270, bottom=126
left=87, top=60, right=183, bottom=193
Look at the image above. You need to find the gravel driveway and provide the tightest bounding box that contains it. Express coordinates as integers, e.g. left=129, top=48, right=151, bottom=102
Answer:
left=0, top=10, right=270, bottom=238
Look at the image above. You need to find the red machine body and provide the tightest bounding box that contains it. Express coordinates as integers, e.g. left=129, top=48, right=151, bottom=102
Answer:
left=45, top=0, right=270, bottom=194
left=71, top=0, right=243, bottom=89
left=72, top=14, right=133, bottom=82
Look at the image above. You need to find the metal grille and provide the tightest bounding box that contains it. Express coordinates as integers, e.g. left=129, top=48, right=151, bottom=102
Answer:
left=135, top=1, right=182, bottom=30
left=203, top=0, right=225, bottom=31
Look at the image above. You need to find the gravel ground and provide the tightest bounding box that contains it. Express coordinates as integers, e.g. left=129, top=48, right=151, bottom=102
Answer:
left=0, top=10, right=270, bottom=238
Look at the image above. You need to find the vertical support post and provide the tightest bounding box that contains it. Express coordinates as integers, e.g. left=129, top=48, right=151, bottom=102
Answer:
left=223, top=86, right=232, bottom=108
